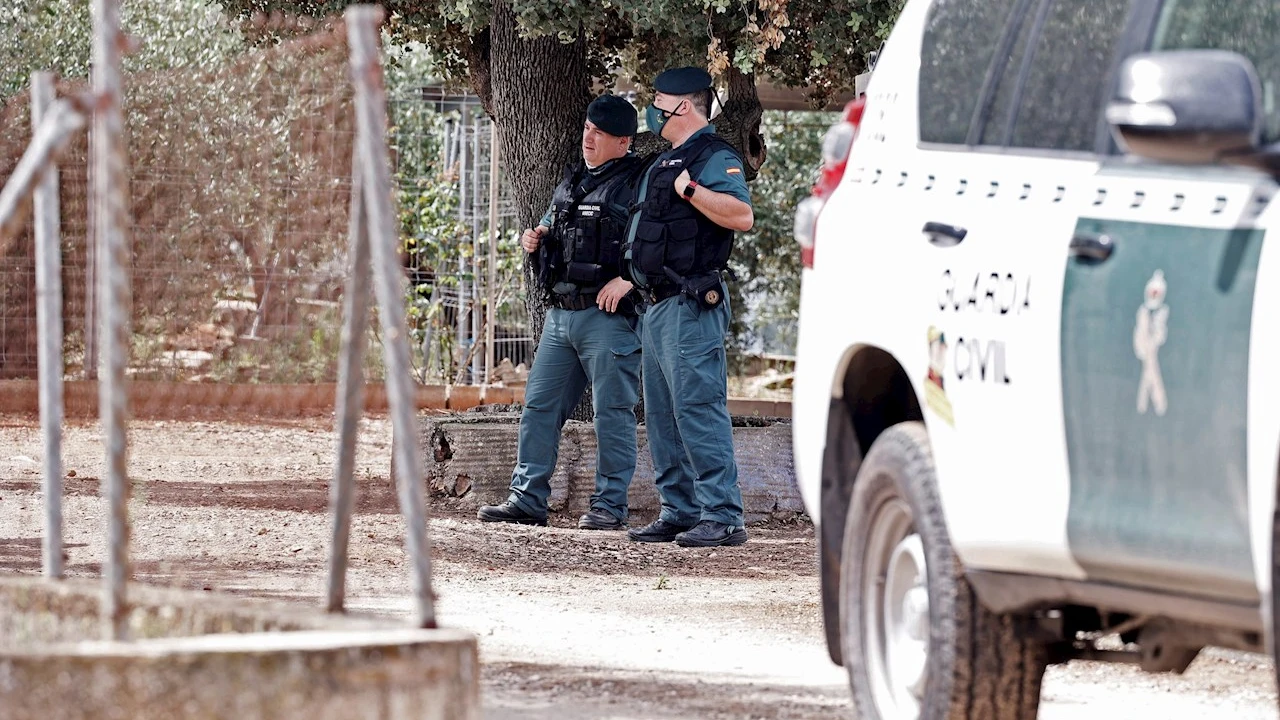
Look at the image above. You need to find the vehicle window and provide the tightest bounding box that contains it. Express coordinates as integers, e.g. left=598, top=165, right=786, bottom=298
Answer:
left=918, top=0, right=1022, bottom=144
left=978, top=6, right=1037, bottom=145
left=1006, top=0, right=1131, bottom=152
left=1152, top=0, right=1280, bottom=144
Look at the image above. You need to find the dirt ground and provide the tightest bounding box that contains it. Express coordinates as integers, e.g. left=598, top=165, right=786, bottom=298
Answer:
left=1, top=413, right=1277, bottom=719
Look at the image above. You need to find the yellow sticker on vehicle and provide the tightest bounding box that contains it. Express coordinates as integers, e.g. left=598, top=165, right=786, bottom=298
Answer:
left=925, top=325, right=955, bottom=427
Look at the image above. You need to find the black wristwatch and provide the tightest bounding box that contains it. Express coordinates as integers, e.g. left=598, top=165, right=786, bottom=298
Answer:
left=681, top=180, right=698, bottom=199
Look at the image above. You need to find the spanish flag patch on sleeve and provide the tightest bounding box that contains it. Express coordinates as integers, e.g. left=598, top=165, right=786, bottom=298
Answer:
left=726, top=167, right=742, bottom=175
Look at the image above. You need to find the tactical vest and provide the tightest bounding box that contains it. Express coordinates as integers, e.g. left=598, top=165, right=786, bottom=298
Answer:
left=545, top=155, right=644, bottom=295
left=629, top=133, right=740, bottom=286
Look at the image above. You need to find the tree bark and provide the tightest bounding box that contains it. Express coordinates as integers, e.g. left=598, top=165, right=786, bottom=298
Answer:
left=714, top=68, right=767, bottom=181
left=466, top=28, right=493, bottom=117
left=631, top=130, right=670, bottom=158
left=489, top=1, right=593, bottom=418
left=489, top=4, right=588, bottom=229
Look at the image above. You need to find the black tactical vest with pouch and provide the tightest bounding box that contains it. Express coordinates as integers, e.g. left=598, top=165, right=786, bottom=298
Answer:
left=629, top=133, right=740, bottom=286
left=545, top=155, right=645, bottom=297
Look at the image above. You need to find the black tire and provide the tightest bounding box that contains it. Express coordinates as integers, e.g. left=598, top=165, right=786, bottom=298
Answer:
left=1272, top=495, right=1280, bottom=709
left=839, top=421, right=1048, bottom=719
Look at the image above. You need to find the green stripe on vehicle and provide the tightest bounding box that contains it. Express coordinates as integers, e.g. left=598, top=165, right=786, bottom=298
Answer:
left=1061, top=218, right=1261, bottom=601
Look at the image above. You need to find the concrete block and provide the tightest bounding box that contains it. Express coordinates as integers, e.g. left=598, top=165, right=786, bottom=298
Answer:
left=415, top=412, right=802, bottom=524
left=727, top=398, right=792, bottom=418
left=0, top=576, right=479, bottom=720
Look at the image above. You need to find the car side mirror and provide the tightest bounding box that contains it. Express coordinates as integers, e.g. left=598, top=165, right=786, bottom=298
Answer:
left=1107, top=50, right=1263, bottom=166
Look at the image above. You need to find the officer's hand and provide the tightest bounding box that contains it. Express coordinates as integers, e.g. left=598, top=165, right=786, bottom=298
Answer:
left=597, top=277, right=634, bottom=314
left=673, top=169, right=692, bottom=197
left=521, top=225, right=548, bottom=253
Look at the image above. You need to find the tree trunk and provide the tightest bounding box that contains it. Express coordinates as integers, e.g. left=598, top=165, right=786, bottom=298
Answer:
left=489, top=5, right=587, bottom=229
left=714, top=68, right=767, bottom=181
left=631, top=130, right=670, bottom=158
left=488, top=2, right=593, bottom=418
left=466, top=28, right=492, bottom=116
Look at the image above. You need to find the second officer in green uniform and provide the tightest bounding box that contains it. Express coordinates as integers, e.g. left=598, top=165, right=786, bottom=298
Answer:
left=625, top=67, right=754, bottom=547
left=478, top=95, right=646, bottom=530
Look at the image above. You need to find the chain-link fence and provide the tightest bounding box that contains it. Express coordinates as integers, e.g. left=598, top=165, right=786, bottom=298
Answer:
left=391, top=86, right=528, bottom=386
left=0, top=21, right=531, bottom=387
left=0, top=3, right=447, bottom=639
left=0, top=7, right=824, bottom=396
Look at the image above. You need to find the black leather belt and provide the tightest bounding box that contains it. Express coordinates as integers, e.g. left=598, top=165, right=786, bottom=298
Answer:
left=645, top=284, right=682, bottom=304
left=552, top=293, right=598, bottom=311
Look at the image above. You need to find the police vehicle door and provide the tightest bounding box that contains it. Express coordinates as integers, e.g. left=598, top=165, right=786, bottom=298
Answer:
left=1059, top=0, right=1279, bottom=602
left=910, top=0, right=1143, bottom=579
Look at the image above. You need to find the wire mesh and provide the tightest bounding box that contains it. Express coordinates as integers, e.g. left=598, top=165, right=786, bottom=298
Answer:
left=391, top=86, right=527, bottom=386
left=0, top=23, right=532, bottom=388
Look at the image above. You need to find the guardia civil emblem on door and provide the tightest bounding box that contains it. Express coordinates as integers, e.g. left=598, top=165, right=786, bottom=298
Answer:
left=1133, top=270, right=1168, bottom=416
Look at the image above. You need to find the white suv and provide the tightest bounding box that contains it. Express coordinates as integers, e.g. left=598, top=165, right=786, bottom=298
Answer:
left=791, top=0, right=1280, bottom=717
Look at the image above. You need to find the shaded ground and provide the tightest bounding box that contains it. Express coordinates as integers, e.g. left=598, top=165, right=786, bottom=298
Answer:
left=0, top=414, right=1276, bottom=718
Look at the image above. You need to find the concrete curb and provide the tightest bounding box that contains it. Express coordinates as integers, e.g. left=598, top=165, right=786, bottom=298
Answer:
left=0, top=576, right=479, bottom=720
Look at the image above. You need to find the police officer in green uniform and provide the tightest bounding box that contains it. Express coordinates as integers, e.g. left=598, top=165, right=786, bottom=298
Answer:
left=478, top=95, right=646, bottom=531
left=624, top=67, right=754, bottom=547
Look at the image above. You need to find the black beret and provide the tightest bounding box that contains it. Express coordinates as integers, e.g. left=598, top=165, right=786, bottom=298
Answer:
left=653, top=67, right=713, bottom=95
left=586, top=94, right=638, bottom=137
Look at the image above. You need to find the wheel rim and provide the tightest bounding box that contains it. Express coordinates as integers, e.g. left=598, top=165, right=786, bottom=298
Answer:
left=862, top=497, right=929, bottom=720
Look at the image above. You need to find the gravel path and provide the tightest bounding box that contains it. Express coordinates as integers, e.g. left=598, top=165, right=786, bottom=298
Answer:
left=0, top=414, right=1275, bottom=718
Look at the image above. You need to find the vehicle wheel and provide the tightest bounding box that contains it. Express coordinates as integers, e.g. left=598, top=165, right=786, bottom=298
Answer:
left=839, top=421, right=1048, bottom=719
left=1272, top=499, right=1280, bottom=706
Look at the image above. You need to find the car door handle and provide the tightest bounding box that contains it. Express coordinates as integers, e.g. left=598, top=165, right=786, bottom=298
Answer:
left=923, top=222, right=967, bottom=246
left=1069, top=233, right=1116, bottom=262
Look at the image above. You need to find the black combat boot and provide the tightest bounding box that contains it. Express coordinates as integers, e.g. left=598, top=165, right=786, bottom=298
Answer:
left=477, top=501, right=548, bottom=526
left=627, top=518, right=695, bottom=543
left=674, top=520, right=748, bottom=547
left=578, top=508, right=626, bottom=531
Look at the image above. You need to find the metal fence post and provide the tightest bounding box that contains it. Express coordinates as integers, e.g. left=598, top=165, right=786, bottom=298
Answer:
left=92, top=0, right=133, bottom=641
left=85, top=75, right=98, bottom=382
left=326, top=153, right=371, bottom=613
left=346, top=4, right=437, bottom=629
left=469, top=117, right=482, bottom=384
left=457, top=110, right=470, bottom=383
left=485, top=120, right=499, bottom=385
left=32, top=71, right=65, bottom=580
left=0, top=101, right=87, bottom=245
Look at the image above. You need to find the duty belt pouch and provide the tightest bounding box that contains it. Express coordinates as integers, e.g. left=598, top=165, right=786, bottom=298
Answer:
left=682, top=273, right=724, bottom=310
left=564, top=262, right=602, bottom=284
left=534, top=244, right=559, bottom=303
left=616, top=290, right=640, bottom=317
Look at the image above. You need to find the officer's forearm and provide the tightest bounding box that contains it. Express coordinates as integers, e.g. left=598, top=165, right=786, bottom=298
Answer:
left=688, top=188, right=754, bottom=232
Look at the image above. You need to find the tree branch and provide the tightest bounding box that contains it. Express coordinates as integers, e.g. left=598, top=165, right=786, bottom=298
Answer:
left=466, top=27, right=493, bottom=117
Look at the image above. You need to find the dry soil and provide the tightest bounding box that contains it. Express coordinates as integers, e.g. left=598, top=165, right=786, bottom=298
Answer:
left=0, top=414, right=1275, bottom=719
